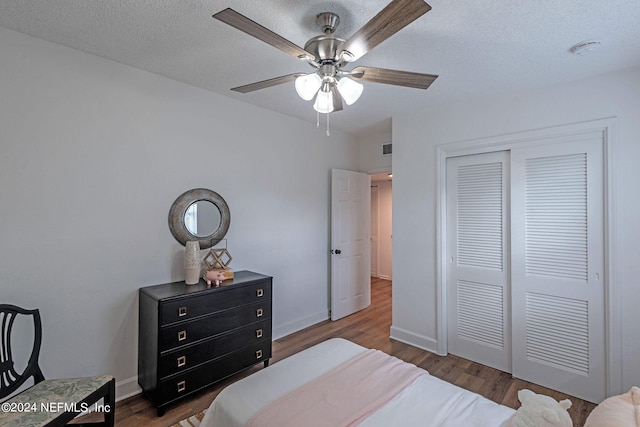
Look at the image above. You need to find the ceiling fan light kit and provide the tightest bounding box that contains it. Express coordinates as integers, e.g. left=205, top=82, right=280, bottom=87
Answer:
left=296, top=71, right=363, bottom=112
left=337, top=77, right=363, bottom=105
left=295, top=73, right=322, bottom=100
left=212, top=0, right=438, bottom=134
left=314, top=84, right=334, bottom=114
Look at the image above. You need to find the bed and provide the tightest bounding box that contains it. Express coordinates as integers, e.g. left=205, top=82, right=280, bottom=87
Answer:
left=200, top=338, right=515, bottom=427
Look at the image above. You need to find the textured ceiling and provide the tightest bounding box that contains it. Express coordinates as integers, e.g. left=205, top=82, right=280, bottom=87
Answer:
left=1, top=0, right=639, bottom=136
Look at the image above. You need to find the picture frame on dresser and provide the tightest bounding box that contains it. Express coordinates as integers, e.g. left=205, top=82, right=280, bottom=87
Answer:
left=138, top=270, right=273, bottom=416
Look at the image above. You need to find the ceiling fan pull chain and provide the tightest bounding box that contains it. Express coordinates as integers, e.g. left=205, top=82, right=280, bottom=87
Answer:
left=326, top=113, right=330, bottom=137
left=316, top=110, right=320, bottom=128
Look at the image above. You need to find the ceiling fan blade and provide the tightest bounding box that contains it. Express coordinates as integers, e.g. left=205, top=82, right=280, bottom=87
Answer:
left=339, top=0, right=431, bottom=62
left=231, top=73, right=304, bottom=93
left=351, top=66, right=438, bottom=89
left=213, top=8, right=314, bottom=61
left=331, top=86, right=344, bottom=112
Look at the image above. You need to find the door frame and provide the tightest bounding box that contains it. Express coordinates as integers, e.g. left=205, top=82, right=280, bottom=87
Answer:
left=371, top=184, right=379, bottom=278
left=368, top=168, right=393, bottom=281
left=435, top=117, right=621, bottom=396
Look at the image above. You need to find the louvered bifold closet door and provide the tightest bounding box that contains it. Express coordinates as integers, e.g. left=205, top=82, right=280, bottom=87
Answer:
left=511, top=137, right=605, bottom=403
left=447, top=151, right=511, bottom=373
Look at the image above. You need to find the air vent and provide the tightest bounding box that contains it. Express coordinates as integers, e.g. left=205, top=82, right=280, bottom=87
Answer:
left=382, top=143, right=392, bottom=156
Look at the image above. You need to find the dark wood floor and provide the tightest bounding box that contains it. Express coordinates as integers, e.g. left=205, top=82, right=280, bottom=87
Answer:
left=83, top=277, right=595, bottom=426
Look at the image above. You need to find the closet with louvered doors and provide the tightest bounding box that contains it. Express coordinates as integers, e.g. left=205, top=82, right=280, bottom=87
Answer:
left=446, top=135, right=606, bottom=404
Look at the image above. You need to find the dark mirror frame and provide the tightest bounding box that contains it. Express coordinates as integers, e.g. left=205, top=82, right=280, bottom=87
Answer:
left=168, top=188, right=230, bottom=249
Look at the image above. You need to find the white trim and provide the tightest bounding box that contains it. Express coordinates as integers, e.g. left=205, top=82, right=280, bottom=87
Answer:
left=390, top=326, right=440, bottom=354
left=435, top=145, right=448, bottom=356
left=371, top=184, right=380, bottom=278
left=435, top=117, right=621, bottom=396
left=603, top=123, right=623, bottom=395
left=115, top=376, right=141, bottom=402
left=436, top=118, right=616, bottom=155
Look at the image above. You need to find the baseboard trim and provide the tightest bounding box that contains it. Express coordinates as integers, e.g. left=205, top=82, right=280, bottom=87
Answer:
left=273, top=310, right=329, bottom=340
left=115, top=376, right=141, bottom=402
left=390, top=326, right=441, bottom=355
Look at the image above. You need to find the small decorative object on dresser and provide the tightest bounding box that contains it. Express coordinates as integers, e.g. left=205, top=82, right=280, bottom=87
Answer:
left=183, top=240, right=201, bottom=285
left=204, top=269, right=226, bottom=286
left=138, top=270, right=273, bottom=416
left=202, top=240, right=234, bottom=286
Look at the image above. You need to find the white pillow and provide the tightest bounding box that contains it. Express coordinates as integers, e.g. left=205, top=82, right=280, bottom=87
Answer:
left=584, top=386, right=640, bottom=427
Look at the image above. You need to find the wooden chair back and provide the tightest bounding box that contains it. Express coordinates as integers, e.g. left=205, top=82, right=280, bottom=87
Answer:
left=0, top=304, right=45, bottom=399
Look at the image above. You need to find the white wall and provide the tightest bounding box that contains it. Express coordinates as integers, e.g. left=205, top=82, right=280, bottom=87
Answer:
left=371, top=180, right=392, bottom=279
left=0, top=27, right=360, bottom=398
left=391, top=66, right=640, bottom=394
left=359, top=130, right=392, bottom=173
left=362, top=128, right=393, bottom=282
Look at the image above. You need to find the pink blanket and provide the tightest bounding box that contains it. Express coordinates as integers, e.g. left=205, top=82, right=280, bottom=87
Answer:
left=244, top=348, right=425, bottom=427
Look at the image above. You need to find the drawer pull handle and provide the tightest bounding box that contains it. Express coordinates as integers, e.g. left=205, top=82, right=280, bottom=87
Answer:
left=178, top=330, right=187, bottom=341
left=178, top=307, right=187, bottom=317
left=256, top=329, right=263, bottom=338
left=256, top=288, right=264, bottom=297
left=256, top=308, right=263, bottom=318
left=177, top=380, right=186, bottom=393
left=256, top=349, right=263, bottom=359
left=177, top=356, right=186, bottom=367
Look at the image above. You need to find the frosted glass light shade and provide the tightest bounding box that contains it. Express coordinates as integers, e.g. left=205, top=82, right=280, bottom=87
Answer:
left=337, top=77, right=363, bottom=105
left=295, top=73, right=322, bottom=101
left=313, top=89, right=334, bottom=114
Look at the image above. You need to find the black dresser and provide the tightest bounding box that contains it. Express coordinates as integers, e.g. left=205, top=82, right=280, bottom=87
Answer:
left=138, top=270, right=272, bottom=415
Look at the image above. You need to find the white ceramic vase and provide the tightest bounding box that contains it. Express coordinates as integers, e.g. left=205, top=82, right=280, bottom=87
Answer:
left=184, top=240, right=201, bottom=285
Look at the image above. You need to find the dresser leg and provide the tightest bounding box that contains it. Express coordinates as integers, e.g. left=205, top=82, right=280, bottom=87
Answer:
left=264, top=359, right=270, bottom=368
left=157, top=407, right=166, bottom=417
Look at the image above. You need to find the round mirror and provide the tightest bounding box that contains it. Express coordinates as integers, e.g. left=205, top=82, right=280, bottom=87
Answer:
left=184, top=200, right=222, bottom=237
left=168, top=188, right=230, bottom=249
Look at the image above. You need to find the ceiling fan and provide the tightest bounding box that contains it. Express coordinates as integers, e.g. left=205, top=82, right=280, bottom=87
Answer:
left=212, top=0, right=438, bottom=117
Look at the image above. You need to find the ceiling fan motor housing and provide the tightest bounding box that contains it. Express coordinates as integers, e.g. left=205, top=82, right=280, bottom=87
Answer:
left=303, top=11, right=347, bottom=66
left=316, top=12, right=340, bottom=34
left=304, top=35, right=346, bottom=64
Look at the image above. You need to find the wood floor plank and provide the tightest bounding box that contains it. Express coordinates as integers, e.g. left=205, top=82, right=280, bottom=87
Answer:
left=76, top=277, right=595, bottom=426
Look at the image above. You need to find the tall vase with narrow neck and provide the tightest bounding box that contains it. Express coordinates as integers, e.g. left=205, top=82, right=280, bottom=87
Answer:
left=184, top=241, right=201, bottom=285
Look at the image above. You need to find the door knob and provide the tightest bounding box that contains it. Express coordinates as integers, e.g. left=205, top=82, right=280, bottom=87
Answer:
left=335, top=249, right=342, bottom=254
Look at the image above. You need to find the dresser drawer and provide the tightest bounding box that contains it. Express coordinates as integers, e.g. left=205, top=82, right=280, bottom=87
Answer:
left=159, top=341, right=272, bottom=402
left=161, top=282, right=271, bottom=325
left=158, top=320, right=272, bottom=378
left=160, top=301, right=271, bottom=350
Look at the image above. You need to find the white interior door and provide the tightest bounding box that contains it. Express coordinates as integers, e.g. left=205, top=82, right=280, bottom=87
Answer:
left=331, top=169, right=371, bottom=321
left=511, top=137, right=605, bottom=403
left=371, top=185, right=379, bottom=277
left=447, top=151, right=511, bottom=373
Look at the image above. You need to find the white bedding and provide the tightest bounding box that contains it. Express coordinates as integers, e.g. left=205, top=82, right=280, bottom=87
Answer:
left=200, top=338, right=515, bottom=427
